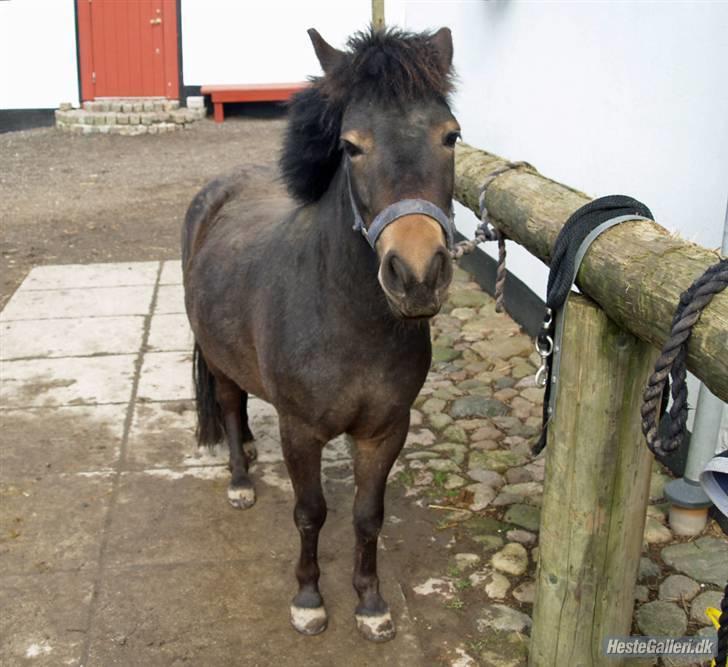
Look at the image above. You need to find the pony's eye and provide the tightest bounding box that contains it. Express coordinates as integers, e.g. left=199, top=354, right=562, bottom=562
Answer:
left=341, top=139, right=363, bottom=157
left=443, top=131, right=461, bottom=148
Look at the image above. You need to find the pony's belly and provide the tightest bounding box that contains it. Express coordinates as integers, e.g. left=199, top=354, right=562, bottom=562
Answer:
left=269, top=358, right=429, bottom=442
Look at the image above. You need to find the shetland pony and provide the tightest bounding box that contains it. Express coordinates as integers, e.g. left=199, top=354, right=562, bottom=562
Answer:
left=183, top=26, right=458, bottom=641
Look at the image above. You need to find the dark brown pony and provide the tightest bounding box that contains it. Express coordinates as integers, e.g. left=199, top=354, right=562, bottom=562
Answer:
left=183, top=26, right=459, bottom=642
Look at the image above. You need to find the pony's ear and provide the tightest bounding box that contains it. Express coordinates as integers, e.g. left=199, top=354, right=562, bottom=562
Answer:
left=430, top=27, right=454, bottom=73
left=307, top=28, right=346, bottom=75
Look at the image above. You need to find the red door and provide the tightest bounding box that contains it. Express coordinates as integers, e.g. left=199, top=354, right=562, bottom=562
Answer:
left=77, top=0, right=179, bottom=100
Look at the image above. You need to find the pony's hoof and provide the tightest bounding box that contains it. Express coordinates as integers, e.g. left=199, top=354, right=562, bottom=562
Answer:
left=290, top=604, right=328, bottom=636
left=227, top=485, right=255, bottom=509
left=355, top=610, right=395, bottom=642
left=243, top=441, right=257, bottom=462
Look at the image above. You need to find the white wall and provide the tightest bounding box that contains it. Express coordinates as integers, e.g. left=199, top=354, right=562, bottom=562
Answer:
left=392, top=0, right=728, bottom=302
left=0, top=0, right=79, bottom=109
left=181, top=0, right=372, bottom=85
left=391, top=0, right=728, bottom=436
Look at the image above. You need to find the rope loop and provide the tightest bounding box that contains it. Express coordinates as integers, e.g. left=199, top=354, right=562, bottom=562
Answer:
left=450, top=160, right=535, bottom=313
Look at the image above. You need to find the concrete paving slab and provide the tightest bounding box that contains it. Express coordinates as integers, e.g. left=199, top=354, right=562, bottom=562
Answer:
left=104, top=470, right=288, bottom=568
left=136, top=351, right=193, bottom=402
left=89, top=467, right=423, bottom=666
left=0, top=355, right=137, bottom=408
left=18, top=261, right=160, bottom=291
left=247, top=398, right=288, bottom=462
left=125, top=400, right=199, bottom=469
left=87, top=557, right=423, bottom=667
left=159, top=259, right=182, bottom=285
left=0, top=474, right=112, bottom=576
left=0, top=571, right=94, bottom=666
left=1, top=315, right=145, bottom=359
left=147, top=313, right=193, bottom=352
left=125, top=397, right=281, bottom=469
left=0, top=285, right=155, bottom=321
left=0, top=404, right=126, bottom=478
left=155, top=284, right=186, bottom=314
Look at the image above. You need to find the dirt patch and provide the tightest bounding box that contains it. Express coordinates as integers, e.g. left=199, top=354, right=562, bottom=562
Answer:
left=0, top=110, right=289, bottom=309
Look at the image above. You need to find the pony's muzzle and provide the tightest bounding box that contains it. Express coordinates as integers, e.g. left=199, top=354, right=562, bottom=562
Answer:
left=378, top=247, right=452, bottom=318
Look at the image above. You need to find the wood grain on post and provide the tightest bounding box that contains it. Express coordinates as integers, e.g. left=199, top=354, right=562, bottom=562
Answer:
left=454, top=143, right=728, bottom=402
left=529, top=295, right=657, bottom=666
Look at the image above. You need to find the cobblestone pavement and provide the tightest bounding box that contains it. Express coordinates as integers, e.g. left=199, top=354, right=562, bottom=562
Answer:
left=1, top=259, right=726, bottom=666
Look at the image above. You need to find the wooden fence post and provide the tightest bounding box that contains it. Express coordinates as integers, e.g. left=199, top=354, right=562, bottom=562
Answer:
left=371, top=0, right=385, bottom=29
left=529, top=295, right=658, bottom=666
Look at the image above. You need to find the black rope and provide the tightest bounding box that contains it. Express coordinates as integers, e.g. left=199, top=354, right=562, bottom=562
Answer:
left=533, top=195, right=654, bottom=454
left=641, top=258, right=728, bottom=456
left=639, top=257, right=728, bottom=665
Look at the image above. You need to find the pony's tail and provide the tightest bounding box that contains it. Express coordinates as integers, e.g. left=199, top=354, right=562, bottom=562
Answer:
left=192, top=342, right=224, bottom=447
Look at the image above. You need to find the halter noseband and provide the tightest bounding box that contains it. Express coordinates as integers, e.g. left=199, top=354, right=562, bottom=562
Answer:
left=345, top=161, right=455, bottom=250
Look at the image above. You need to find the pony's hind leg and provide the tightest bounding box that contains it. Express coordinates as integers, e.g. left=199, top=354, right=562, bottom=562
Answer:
left=215, top=376, right=256, bottom=509
left=279, top=415, right=328, bottom=636
left=240, top=390, right=257, bottom=463
left=192, top=343, right=255, bottom=508
left=350, top=418, right=409, bottom=642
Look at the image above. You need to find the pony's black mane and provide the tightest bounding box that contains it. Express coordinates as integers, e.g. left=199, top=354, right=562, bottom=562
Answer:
left=280, top=27, right=455, bottom=204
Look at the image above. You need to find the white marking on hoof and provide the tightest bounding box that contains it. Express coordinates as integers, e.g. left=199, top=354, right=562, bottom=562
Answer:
left=227, top=485, right=255, bottom=509
left=290, top=604, right=328, bottom=636
left=355, top=610, right=396, bottom=642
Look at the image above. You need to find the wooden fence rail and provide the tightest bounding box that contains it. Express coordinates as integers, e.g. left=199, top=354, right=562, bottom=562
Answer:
left=454, top=143, right=728, bottom=403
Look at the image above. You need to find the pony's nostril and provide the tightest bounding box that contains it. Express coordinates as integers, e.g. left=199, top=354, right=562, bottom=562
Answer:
left=384, top=252, right=408, bottom=295
left=426, top=248, right=452, bottom=290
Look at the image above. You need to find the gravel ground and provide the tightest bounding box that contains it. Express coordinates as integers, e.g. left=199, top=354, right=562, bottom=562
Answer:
left=0, top=112, right=287, bottom=310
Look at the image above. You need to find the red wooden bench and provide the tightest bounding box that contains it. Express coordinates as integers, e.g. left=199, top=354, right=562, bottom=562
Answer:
left=200, top=83, right=308, bottom=123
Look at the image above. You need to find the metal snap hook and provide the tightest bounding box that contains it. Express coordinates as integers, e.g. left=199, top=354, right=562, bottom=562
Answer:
left=535, top=335, right=553, bottom=358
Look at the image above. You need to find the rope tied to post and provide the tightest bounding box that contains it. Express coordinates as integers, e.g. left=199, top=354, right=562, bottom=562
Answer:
left=640, top=257, right=728, bottom=457
left=451, top=161, right=534, bottom=313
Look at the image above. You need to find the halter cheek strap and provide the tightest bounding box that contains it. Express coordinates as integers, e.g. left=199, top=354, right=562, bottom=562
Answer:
left=346, top=161, right=455, bottom=250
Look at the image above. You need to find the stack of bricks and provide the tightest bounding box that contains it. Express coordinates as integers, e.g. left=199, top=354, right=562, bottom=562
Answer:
left=55, top=98, right=206, bottom=136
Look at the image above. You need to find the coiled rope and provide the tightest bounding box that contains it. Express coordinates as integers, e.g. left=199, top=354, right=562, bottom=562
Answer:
left=640, top=257, right=728, bottom=457
left=639, top=256, right=728, bottom=666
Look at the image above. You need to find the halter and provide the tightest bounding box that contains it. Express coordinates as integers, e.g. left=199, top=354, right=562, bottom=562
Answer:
left=345, top=160, right=455, bottom=250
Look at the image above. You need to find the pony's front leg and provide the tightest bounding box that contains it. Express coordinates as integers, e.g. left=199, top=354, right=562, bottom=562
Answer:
left=279, top=416, right=328, bottom=636
left=351, top=417, right=409, bottom=642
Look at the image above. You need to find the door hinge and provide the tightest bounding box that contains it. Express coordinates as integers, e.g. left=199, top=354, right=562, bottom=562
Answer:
left=92, top=71, right=96, bottom=84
